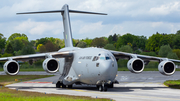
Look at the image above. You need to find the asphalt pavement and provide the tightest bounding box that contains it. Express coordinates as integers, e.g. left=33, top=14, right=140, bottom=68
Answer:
left=4, top=71, right=180, bottom=101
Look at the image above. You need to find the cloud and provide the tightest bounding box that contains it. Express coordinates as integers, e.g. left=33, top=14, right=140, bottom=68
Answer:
left=0, top=0, right=180, bottom=40
left=149, top=2, right=180, bottom=15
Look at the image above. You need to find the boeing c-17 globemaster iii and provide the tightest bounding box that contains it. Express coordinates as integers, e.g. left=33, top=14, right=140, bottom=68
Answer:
left=1, top=4, right=180, bottom=91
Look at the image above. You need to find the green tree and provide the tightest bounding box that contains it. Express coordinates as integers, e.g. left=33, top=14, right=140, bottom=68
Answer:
left=136, top=36, right=147, bottom=51
left=5, top=43, right=14, bottom=54
left=108, top=35, right=113, bottom=44
left=173, top=49, right=180, bottom=59
left=104, top=44, right=116, bottom=50
left=11, top=39, right=24, bottom=51
left=173, top=34, right=180, bottom=49
left=167, top=52, right=178, bottom=59
left=146, top=33, right=162, bottom=52
left=2, top=53, right=13, bottom=57
left=158, top=45, right=172, bottom=57
left=55, top=38, right=64, bottom=48
left=7, top=33, right=28, bottom=43
left=81, top=38, right=92, bottom=47
left=77, top=41, right=87, bottom=48
left=39, top=45, right=46, bottom=53
left=45, top=41, right=59, bottom=52
left=47, top=37, right=56, bottom=44
left=140, top=52, right=157, bottom=56
left=73, top=39, right=79, bottom=47
left=91, top=37, right=108, bottom=48
left=29, top=40, right=36, bottom=47
left=36, top=38, right=48, bottom=46
left=146, top=33, right=174, bottom=52
left=20, top=44, right=35, bottom=55
left=112, top=33, right=118, bottom=42
left=37, top=44, right=43, bottom=52
left=116, top=33, right=135, bottom=49
left=176, top=30, right=180, bottom=35
left=119, top=45, right=133, bottom=53
left=0, top=33, right=6, bottom=51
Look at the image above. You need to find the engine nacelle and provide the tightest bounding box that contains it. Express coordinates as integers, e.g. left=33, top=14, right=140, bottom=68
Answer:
left=43, top=58, right=59, bottom=73
left=158, top=61, right=176, bottom=76
left=3, top=60, right=19, bottom=75
left=127, top=58, right=144, bottom=73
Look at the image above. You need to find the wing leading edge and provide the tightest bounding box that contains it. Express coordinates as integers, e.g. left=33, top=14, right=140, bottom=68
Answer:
left=0, top=51, right=73, bottom=61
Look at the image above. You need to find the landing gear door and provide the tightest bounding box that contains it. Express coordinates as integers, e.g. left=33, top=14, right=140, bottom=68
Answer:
left=59, top=58, right=65, bottom=75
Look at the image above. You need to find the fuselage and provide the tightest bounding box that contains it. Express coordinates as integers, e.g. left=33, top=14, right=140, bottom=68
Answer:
left=58, top=47, right=118, bottom=85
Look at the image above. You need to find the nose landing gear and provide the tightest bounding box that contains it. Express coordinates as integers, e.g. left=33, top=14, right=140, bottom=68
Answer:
left=98, top=82, right=108, bottom=92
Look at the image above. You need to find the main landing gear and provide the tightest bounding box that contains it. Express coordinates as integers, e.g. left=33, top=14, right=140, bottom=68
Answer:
left=56, top=81, right=72, bottom=88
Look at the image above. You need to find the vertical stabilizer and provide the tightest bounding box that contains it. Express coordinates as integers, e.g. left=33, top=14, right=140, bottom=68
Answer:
left=61, top=4, right=73, bottom=47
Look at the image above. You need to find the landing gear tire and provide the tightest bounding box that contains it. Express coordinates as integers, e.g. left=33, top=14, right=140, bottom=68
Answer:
left=98, top=85, right=108, bottom=92
left=108, top=83, right=114, bottom=88
left=67, top=85, right=72, bottom=88
left=56, top=81, right=61, bottom=88
left=99, top=86, right=103, bottom=92
left=104, top=86, right=107, bottom=91
left=62, top=84, right=66, bottom=88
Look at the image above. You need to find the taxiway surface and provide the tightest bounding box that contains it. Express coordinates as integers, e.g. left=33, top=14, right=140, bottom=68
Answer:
left=4, top=71, right=180, bottom=101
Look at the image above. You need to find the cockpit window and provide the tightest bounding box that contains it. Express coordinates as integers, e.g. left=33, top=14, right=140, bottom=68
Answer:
left=93, top=56, right=111, bottom=61
left=100, top=57, right=105, bottom=60
left=106, top=57, right=110, bottom=60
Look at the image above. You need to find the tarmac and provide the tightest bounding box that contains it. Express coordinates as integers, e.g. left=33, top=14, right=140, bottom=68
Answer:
left=2, top=71, right=180, bottom=101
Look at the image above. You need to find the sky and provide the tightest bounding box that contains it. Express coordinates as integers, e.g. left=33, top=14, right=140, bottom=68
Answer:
left=0, top=0, right=180, bottom=40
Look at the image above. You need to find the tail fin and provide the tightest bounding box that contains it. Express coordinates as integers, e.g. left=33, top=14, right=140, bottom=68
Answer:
left=17, top=4, right=107, bottom=47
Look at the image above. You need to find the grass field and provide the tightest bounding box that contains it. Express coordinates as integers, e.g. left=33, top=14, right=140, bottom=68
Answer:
left=164, top=80, right=180, bottom=89
left=0, top=75, right=110, bottom=101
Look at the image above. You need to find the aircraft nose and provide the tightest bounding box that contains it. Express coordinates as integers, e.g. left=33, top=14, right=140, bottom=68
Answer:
left=100, top=61, right=112, bottom=78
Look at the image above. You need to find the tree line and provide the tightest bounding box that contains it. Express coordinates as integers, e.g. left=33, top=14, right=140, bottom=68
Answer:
left=0, top=30, right=180, bottom=60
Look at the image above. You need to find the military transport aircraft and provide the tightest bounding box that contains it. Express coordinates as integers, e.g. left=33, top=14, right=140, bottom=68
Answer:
left=1, top=4, right=180, bottom=92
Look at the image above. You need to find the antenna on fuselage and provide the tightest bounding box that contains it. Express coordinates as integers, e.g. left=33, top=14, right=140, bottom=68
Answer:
left=17, top=4, right=107, bottom=47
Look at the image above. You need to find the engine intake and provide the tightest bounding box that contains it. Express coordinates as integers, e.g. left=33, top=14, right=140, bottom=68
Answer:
left=127, top=58, right=144, bottom=73
left=3, top=60, right=19, bottom=75
left=43, top=58, right=59, bottom=73
left=158, top=61, right=175, bottom=76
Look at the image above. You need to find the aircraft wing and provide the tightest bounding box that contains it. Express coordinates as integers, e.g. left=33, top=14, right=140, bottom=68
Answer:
left=111, top=50, right=180, bottom=76
left=2, top=50, right=73, bottom=75
left=111, top=50, right=180, bottom=63
left=0, top=51, right=73, bottom=61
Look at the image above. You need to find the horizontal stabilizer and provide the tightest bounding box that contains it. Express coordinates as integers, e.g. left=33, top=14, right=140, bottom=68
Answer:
left=17, top=10, right=64, bottom=14
left=69, top=10, right=107, bottom=15
left=17, top=10, right=107, bottom=15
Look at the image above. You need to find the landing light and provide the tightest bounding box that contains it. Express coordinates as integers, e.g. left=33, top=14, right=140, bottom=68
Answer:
left=78, top=61, right=81, bottom=63
left=116, top=75, right=118, bottom=77
left=78, top=74, right=81, bottom=77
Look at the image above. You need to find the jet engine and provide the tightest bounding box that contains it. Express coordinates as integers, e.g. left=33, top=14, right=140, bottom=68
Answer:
left=43, top=58, right=59, bottom=73
left=3, top=60, right=19, bottom=75
left=158, top=61, right=175, bottom=76
left=127, top=58, right=144, bottom=73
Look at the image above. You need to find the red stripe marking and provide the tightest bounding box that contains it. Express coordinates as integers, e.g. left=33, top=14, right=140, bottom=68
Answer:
left=23, top=82, right=52, bottom=83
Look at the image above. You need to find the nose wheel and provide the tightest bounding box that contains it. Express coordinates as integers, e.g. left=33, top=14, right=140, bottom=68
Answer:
left=98, top=82, right=108, bottom=92
left=98, top=85, right=107, bottom=91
